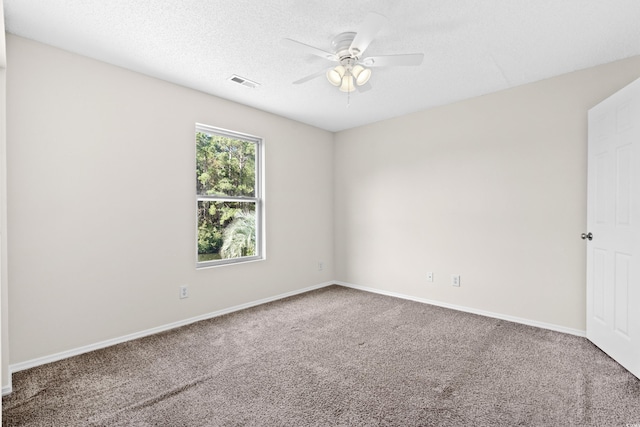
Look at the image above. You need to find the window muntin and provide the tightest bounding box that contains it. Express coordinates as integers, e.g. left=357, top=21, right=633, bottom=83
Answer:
left=196, top=124, right=262, bottom=267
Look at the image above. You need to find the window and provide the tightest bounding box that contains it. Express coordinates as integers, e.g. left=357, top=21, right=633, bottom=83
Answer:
left=196, top=124, right=263, bottom=267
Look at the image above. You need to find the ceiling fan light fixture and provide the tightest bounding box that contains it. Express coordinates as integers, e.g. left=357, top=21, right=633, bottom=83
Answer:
left=328, top=63, right=371, bottom=92
left=352, top=65, right=371, bottom=86
left=326, top=65, right=346, bottom=86
left=339, top=74, right=355, bottom=92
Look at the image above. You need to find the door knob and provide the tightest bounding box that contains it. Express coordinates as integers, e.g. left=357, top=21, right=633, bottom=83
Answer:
left=581, top=232, right=593, bottom=241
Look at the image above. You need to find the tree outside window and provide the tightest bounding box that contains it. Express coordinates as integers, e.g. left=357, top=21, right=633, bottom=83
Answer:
left=196, top=125, right=262, bottom=266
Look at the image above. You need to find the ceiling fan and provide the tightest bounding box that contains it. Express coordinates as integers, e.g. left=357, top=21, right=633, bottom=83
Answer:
left=283, top=12, right=424, bottom=93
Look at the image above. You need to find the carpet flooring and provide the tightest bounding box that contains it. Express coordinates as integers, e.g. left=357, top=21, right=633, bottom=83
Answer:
left=3, top=285, right=640, bottom=426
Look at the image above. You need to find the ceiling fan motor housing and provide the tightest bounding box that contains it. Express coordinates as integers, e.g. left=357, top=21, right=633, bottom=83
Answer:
left=332, top=32, right=359, bottom=60
left=326, top=32, right=372, bottom=92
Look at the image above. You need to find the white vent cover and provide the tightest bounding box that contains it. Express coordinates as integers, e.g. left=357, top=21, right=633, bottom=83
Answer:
left=228, top=75, right=260, bottom=89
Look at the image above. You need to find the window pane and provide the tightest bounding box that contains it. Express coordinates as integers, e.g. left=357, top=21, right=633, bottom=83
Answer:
left=196, top=132, right=256, bottom=197
left=197, top=201, right=257, bottom=262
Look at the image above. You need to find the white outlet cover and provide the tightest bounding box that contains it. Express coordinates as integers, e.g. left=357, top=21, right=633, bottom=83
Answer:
left=180, top=286, right=189, bottom=299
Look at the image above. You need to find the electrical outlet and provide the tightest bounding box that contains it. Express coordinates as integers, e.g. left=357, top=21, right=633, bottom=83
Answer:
left=451, top=275, right=461, bottom=287
left=427, top=272, right=434, bottom=282
left=180, top=285, right=189, bottom=299
left=318, top=261, right=324, bottom=271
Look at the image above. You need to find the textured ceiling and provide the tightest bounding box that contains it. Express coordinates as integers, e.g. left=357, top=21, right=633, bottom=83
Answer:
left=4, top=0, right=640, bottom=132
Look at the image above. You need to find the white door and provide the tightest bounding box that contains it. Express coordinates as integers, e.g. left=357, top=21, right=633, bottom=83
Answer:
left=586, top=77, right=640, bottom=379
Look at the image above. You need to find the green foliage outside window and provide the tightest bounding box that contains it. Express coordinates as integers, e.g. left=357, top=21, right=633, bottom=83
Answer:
left=196, top=131, right=258, bottom=262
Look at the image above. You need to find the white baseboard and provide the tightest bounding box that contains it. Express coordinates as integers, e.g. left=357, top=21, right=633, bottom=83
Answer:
left=2, top=382, right=12, bottom=396
left=5, top=279, right=586, bottom=396
left=8, top=281, right=335, bottom=378
left=335, top=281, right=586, bottom=338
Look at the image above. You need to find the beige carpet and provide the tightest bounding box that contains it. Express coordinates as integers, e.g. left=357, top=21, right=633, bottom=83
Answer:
left=3, top=285, right=640, bottom=426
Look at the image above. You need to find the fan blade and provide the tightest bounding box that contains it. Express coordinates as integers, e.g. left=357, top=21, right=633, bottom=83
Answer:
left=349, top=12, right=387, bottom=56
left=282, top=38, right=337, bottom=62
left=293, top=68, right=331, bottom=85
left=361, top=53, right=424, bottom=67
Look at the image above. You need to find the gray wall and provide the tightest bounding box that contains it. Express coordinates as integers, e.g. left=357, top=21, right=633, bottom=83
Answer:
left=4, top=35, right=335, bottom=376
left=334, top=55, right=640, bottom=332
left=1, top=4, right=8, bottom=392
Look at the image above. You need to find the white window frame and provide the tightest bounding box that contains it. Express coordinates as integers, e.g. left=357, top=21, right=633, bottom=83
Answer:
left=195, top=123, right=264, bottom=268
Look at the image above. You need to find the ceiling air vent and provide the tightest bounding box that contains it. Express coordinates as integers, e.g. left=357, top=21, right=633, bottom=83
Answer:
left=228, top=75, right=260, bottom=89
